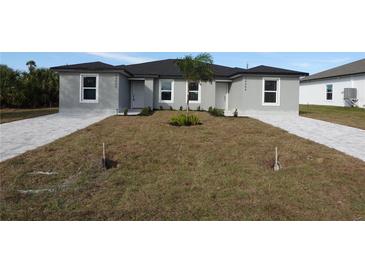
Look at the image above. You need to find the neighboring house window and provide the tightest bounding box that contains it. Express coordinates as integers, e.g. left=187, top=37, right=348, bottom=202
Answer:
left=262, top=78, right=280, bottom=105
left=80, top=74, right=98, bottom=103
left=159, top=79, right=174, bottom=103
left=326, top=84, right=333, bottom=100
left=187, top=81, right=201, bottom=103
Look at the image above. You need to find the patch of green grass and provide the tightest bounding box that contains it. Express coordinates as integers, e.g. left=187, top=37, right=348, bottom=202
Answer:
left=0, top=108, right=59, bottom=124
left=1, top=111, right=364, bottom=220
left=300, top=104, right=365, bottom=130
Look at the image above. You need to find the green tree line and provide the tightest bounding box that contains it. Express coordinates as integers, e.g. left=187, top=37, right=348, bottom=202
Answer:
left=0, top=60, right=59, bottom=108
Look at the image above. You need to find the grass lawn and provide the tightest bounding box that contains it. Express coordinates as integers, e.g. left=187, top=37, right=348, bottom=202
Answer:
left=300, top=104, right=365, bottom=130
left=0, top=107, right=59, bottom=124
left=1, top=111, right=364, bottom=220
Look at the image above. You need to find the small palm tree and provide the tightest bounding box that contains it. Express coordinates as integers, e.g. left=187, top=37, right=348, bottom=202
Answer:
left=26, top=60, right=37, bottom=72
left=175, top=53, right=214, bottom=114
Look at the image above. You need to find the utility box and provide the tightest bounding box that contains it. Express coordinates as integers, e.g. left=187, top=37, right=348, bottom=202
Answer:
left=344, top=88, right=357, bottom=99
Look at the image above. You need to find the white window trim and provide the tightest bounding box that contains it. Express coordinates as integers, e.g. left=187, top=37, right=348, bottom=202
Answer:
left=186, top=81, right=201, bottom=104
left=158, top=79, right=174, bottom=103
left=80, top=74, right=99, bottom=103
left=262, top=77, right=280, bottom=106
left=326, top=84, right=333, bottom=101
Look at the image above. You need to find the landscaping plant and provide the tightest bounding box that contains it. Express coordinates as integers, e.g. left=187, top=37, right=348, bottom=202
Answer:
left=170, top=113, right=201, bottom=126
left=208, top=107, right=224, bottom=117
left=140, top=106, right=153, bottom=116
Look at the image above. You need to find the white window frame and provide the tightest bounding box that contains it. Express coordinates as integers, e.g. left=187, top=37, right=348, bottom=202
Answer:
left=186, top=81, right=201, bottom=104
left=326, top=84, right=333, bottom=101
left=158, top=79, right=174, bottom=103
left=262, top=77, right=280, bottom=106
left=80, top=74, right=99, bottom=103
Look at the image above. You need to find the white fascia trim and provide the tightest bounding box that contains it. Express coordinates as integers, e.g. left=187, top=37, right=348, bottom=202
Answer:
left=158, top=79, right=174, bottom=103
left=262, top=77, right=280, bottom=106
left=129, top=78, right=146, bottom=80
left=80, top=73, right=99, bottom=103
left=186, top=80, right=201, bottom=104
left=216, top=79, right=232, bottom=83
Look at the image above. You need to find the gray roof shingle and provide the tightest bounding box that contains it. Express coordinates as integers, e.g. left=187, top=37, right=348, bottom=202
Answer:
left=116, top=59, right=242, bottom=77
left=51, top=61, right=118, bottom=71
left=246, top=65, right=308, bottom=76
left=301, top=58, right=365, bottom=82
left=51, top=59, right=308, bottom=78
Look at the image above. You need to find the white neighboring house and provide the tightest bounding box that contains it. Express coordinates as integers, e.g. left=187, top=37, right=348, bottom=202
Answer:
left=300, top=58, right=365, bottom=108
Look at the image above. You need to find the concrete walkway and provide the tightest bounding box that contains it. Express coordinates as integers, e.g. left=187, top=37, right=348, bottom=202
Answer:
left=0, top=112, right=112, bottom=162
left=250, top=114, right=365, bottom=162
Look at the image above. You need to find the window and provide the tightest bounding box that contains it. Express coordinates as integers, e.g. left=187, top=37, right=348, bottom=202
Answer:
left=187, top=81, right=200, bottom=103
left=80, top=74, right=98, bottom=103
left=262, top=78, right=280, bottom=105
left=326, top=84, right=333, bottom=100
left=159, top=79, right=174, bottom=103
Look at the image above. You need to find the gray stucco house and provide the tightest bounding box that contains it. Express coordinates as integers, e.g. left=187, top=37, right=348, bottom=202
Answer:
left=51, top=59, right=308, bottom=116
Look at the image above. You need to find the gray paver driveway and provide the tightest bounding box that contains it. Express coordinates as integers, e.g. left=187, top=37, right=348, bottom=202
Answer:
left=0, top=112, right=112, bottom=162
left=250, top=114, right=365, bottom=162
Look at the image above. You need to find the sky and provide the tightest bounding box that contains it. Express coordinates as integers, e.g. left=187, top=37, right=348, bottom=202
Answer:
left=1, top=52, right=365, bottom=75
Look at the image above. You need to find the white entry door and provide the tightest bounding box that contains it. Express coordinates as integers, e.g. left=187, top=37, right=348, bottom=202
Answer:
left=131, top=81, right=145, bottom=108
left=215, top=82, right=228, bottom=110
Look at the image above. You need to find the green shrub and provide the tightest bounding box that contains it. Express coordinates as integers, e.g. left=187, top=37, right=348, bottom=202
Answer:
left=140, top=106, right=153, bottom=116
left=123, top=108, right=128, bottom=116
left=170, top=114, right=201, bottom=126
left=179, top=106, right=183, bottom=111
left=208, top=107, right=224, bottom=117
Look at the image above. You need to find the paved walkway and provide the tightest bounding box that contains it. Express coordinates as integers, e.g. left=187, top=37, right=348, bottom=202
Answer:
left=0, top=112, right=112, bottom=162
left=250, top=114, right=365, bottom=162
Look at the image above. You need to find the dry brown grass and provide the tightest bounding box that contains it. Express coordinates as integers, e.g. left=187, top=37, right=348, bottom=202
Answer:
left=1, top=111, right=365, bottom=220
left=0, top=108, right=59, bottom=124
left=300, top=104, right=365, bottom=130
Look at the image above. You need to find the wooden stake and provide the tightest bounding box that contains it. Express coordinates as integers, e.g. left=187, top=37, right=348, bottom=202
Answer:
left=102, top=142, right=106, bottom=169
left=274, top=146, right=280, bottom=171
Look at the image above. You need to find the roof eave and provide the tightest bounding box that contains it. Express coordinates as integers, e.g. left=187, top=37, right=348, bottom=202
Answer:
left=301, top=71, right=365, bottom=83
left=50, top=68, right=132, bottom=76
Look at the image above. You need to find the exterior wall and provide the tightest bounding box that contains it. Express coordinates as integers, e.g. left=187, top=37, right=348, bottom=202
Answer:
left=118, top=74, right=130, bottom=111
left=153, top=79, right=215, bottom=110
left=59, top=72, right=119, bottom=113
left=228, top=75, right=300, bottom=116
left=299, top=74, right=365, bottom=108
left=59, top=72, right=303, bottom=115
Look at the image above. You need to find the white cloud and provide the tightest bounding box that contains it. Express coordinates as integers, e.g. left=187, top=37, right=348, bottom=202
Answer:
left=87, top=52, right=155, bottom=64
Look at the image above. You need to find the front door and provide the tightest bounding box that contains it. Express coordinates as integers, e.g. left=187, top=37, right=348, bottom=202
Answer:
left=131, top=81, right=145, bottom=108
left=216, top=82, right=228, bottom=110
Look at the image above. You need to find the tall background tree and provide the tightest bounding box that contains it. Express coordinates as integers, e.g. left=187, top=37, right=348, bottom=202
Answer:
left=175, top=53, right=214, bottom=113
left=0, top=61, right=59, bottom=108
